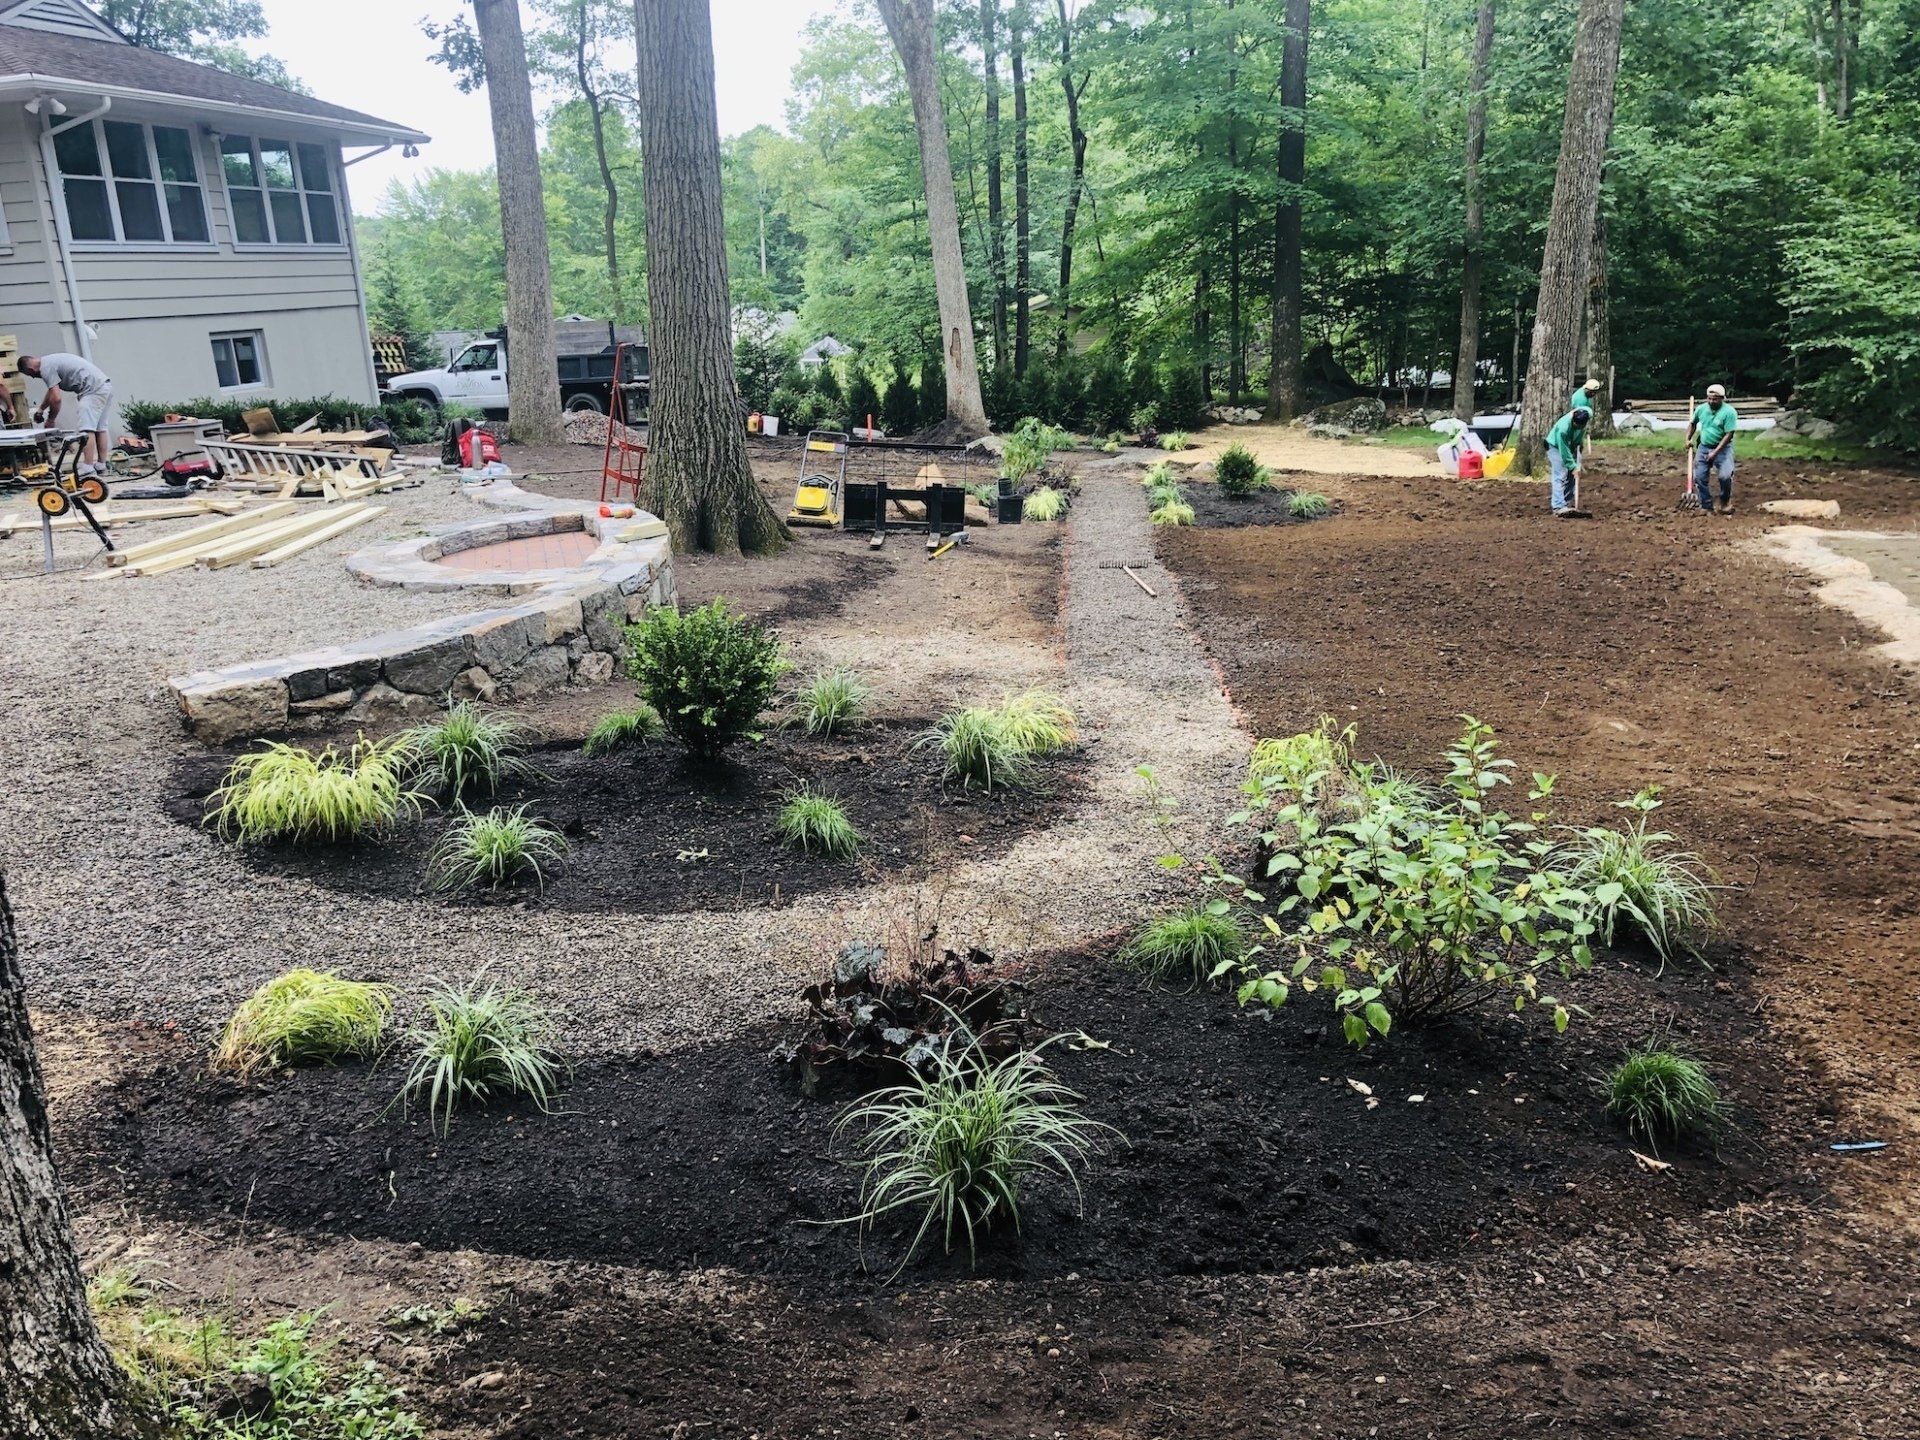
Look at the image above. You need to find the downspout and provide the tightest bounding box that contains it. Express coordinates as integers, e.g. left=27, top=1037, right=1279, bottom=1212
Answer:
left=37, top=96, right=112, bottom=362
left=340, top=143, right=393, bottom=404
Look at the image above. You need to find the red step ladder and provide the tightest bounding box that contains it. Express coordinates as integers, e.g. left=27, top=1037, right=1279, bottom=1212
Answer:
left=600, top=343, right=648, bottom=505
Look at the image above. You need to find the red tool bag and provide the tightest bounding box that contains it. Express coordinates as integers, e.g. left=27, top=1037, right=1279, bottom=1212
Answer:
left=459, top=427, right=502, bottom=468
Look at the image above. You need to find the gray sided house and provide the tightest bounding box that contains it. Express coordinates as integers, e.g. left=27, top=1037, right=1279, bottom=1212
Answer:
left=0, top=0, right=427, bottom=422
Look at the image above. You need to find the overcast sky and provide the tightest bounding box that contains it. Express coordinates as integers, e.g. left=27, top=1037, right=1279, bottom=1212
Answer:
left=247, top=0, right=837, bottom=214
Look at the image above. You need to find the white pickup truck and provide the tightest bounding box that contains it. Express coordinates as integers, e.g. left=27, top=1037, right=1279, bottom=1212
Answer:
left=386, top=323, right=648, bottom=417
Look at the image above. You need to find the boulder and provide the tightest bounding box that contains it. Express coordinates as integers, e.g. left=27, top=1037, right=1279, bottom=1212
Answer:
left=347, top=682, right=439, bottom=725
left=1307, top=422, right=1354, bottom=441
left=501, top=645, right=572, bottom=700
left=383, top=634, right=473, bottom=696
left=450, top=666, right=499, bottom=702
left=1760, top=498, right=1841, bottom=520
left=573, top=651, right=615, bottom=686
left=1304, top=396, right=1387, bottom=433
left=1776, top=409, right=1838, bottom=440
left=1615, top=412, right=1656, bottom=434
left=179, top=677, right=287, bottom=745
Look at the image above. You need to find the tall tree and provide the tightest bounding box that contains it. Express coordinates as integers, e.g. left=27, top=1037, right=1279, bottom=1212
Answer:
left=472, top=0, right=567, bottom=444
left=1010, top=0, right=1033, bottom=376
left=1053, top=0, right=1089, bottom=365
left=1265, top=0, right=1311, bottom=419
left=1512, top=0, right=1625, bottom=474
left=1584, top=203, right=1614, bottom=436
left=94, top=0, right=302, bottom=87
left=980, top=0, right=1010, bottom=369
left=537, top=0, right=636, bottom=323
left=0, top=872, right=147, bottom=1440
left=875, top=0, right=989, bottom=434
left=1453, top=0, right=1494, bottom=422
left=634, top=0, right=787, bottom=553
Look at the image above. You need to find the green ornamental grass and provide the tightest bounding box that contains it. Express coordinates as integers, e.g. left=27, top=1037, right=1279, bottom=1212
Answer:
left=928, top=706, right=1033, bottom=793
left=582, top=702, right=665, bottom=757
left=1604, top=1040, right=1724, bottom=1146
left=1121, top=907, right=1247, bottom=988
left=995, top=689, right=1077, bottom=756
left=1150, top=499, right=1195, bottom=526
left=1558, top=820, right=1718, bottom=964
left=215, top=969, right=393, bottom=1075
left=1023, top=485, right=1066, bottom=521
left=837, top=1032, right=1115, bottom=1275
left=776, top=788, right=863, bottom=858
left=400, top=701, right=537, bottom=802
left=427, top=804, right=570, bottom=894
left=398, top=972, right=565, bottom=1135
left=207, top=736, right=421, bottom=845
left=1287, top=491, right=1333, bottom=519
left=798, top=666, right=872, bottom=737
left=1159, top=431, right=1190, bottom=451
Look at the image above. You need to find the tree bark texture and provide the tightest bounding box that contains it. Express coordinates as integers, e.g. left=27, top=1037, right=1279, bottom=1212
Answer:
left=1829, top=0, right=1849, bottom=120
left=634, top=0, right=787, bottom=553
left=1, top=871, right=148, bottom=1440
left=474, top=0, right=566, bottom=445
left=1010, top=0, right=1032, bottom=377
left=980, top=0, right=1008, bottom=371
left=876, top=0, right=989, bottom=434
left=1265, top=0, right=1310, bottom=420
left=1054, top=0, right=1088, bottom=365
left=1512, top=0, right=1624, bottom=475
left=1453, top=0, right=1494, bottom=422
left=1584, top=203, right=1614, bottom=437
left=575, top=1, right=626, bottom=323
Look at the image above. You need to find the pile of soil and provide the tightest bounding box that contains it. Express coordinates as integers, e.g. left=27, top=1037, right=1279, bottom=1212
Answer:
left=167, top=723, right=1085, bottom=914
left=70, top=944, right=1814, bottom=1286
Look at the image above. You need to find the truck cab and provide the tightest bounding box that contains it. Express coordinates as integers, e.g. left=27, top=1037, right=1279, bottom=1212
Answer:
left=385, top=323, right=648, bottom=420
left=387, top=339, right=508, bottom=415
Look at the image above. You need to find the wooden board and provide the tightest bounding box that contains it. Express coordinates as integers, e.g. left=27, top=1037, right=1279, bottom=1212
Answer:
left=250, top=505, right=386, bottom=567
left=111, top=501, right=296, bottom=566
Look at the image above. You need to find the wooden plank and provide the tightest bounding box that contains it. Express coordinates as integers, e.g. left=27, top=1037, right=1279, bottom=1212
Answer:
left=250, top=505, right=386, bottom=567
left=199, top=508, right=367, bottom=569
left=6, top=499, right=233, bottom=534
left=111, top=501, right=296, bottom=565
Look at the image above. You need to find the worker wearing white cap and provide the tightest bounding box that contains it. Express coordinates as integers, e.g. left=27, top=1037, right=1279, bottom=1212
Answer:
left=1687, top=384, right=1738, bottom=514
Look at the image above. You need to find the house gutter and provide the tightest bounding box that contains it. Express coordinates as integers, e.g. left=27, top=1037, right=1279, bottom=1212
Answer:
left=0, top=73, right=431, bottom=146
left=35, top=95, right=113, bottom=362
left=338, top=149, right=382, bottom=405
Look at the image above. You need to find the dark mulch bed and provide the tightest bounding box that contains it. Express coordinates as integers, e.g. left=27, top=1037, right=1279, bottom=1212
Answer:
left=165, top=722, right=1085, bottom=915
left=1182, top=482, right=1336, bottom=528
left=69, top=942, right=1818, bottom=1288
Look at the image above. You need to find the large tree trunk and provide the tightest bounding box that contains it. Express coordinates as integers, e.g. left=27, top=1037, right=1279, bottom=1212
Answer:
left=575, top=1, right=626, bottom=323
left=1511, top=0, right=1624, bottom=475
left=1453, top=0, right=1494, bottom=422
left=1053, top=0, right=1088, bottom=365
left=1226, top=0, right=1244, bottom=399
left=1, top=872, right=147, bottom=1440
left=1829, top=0, right=1849, bottom=120
left=1265, top=0, right=1310, bottom=420
left=1584, top=203, right=1614, bottom=437
left=1010, top=0, right=1032, bottom=377
left=876, top=0, right=989, bottom=434
left=634, top=0, right=786, bottom=554
left=473, top=0, right=566, bottom=445
left=979, top=0, right=1008, bottom=370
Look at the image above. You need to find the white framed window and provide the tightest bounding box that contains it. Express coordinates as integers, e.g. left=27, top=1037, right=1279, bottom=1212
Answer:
left=211, top=330, right=269, bottom=390
left=219, top=135, right=343, bottom=248
left=52, top=118, right=211, bottom=246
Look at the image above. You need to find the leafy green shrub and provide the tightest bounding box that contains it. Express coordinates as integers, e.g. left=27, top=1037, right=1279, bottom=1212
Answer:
left=1121, top=907, right=1246, bottom=988
left=1000, top=415, right=1072, bottom=483
left=582, top=702, right=664, bottom=756
left=1216, top=718, right=1594, bottom=1045
left=1150, top=499, right=1195, bottom=526
left=1129, top=402, right=1160, bottom=436
left=1557, top=804, right=1717, bottom=963
left=215, top=970, right=393, bottom=1076
left=400, top=701, right=536, bottom=802
left=397, top=971, right=564, bottom=1135
left=837, top=1032, right=1114, bottom=1274
left=1213, top=442, right=1269, bottom=497
left=119, top=394, right=390, bottom=441
left=927, top=706, right=1034, bottom=793
left=776, top=788, right=863, bottom=858
left=797, top=666, right=871, bottom=737
left=208, top=737, right=421, bottom=845
left=995, top=689, right=1077, bottom=755
left=1022, top=485, right=1066, bottom=521
left=1159, top=431, right=1190, bottom=452
left=428, top=805, right=569, bottom=894
left=1605, top=1040, right=1723, bottom=1145
left=1288, top=491, right=1333, bottom=519
left=378, top=396, right=441, bottom=444
left=625, top=600, right=788, bottom=759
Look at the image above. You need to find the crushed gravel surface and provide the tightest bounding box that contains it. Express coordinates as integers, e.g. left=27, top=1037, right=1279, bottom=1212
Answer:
left=5, top=458, right=1249, bottom=1056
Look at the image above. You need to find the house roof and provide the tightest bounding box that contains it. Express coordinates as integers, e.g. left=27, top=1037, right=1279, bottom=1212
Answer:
left=0, top=8, right=429, bottom=144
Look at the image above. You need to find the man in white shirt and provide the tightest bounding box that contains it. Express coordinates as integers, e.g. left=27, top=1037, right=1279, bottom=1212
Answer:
left=20, top=352, right=114, bottom=477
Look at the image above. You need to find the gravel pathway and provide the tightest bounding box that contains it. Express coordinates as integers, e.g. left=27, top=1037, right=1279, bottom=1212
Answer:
left=4, top=462, right=1250, bottom=1055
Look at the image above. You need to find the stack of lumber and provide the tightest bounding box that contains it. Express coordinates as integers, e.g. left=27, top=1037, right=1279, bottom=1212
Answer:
left=0, top=334, right=27, bottom=425
left=1625, top=395, right=1784, bottom=422
left=0, top=495, right=244, bottom=539
left=92, top=500, right=387, bottom=578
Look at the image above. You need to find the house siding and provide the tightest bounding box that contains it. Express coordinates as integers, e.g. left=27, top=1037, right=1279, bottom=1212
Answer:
left=0, top=100, right=377, bottom=419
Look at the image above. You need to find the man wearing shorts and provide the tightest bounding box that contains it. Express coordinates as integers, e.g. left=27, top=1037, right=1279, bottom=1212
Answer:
left=21, top=352, right=114, bottom=477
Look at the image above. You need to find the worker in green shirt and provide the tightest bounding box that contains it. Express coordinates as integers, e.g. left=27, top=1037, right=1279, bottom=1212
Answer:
left=1545, top=406, right=1591, bottom=516
left=1570, top=377, right=1603, bottom=415
left=1688, top=383, right=1739, bottom=514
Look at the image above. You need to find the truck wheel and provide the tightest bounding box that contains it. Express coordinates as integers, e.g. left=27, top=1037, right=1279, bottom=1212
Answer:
left=565, top=393, right=606, bottom=415
left=396, top=391, right=442, bottom=417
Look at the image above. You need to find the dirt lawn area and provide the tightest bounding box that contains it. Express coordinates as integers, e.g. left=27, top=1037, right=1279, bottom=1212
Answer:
left=15, top=433, right=1920, bottom=1438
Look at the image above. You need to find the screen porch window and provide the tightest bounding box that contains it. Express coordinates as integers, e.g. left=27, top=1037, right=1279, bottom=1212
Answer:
left=211, top=331, right=267, bottom=389
left=221, top=136, right=342, bottom=246
left=53, top=119, right=210, bottom=245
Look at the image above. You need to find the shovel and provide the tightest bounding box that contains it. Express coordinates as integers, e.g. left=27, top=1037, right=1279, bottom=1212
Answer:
left=1558, top=466, right=1593, bottom=520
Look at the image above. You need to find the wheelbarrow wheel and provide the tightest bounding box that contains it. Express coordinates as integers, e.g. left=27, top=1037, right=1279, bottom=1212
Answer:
left=35, top=486, right=70, bottom=517
left=77, top=476, right=108, bottom=504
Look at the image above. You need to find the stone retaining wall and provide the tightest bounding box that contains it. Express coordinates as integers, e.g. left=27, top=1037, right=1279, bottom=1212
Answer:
left=171, top=483, right=675, bottom=744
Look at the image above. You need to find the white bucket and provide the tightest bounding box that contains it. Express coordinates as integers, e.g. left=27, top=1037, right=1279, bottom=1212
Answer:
left=763, top=415, right=781, bottom=437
